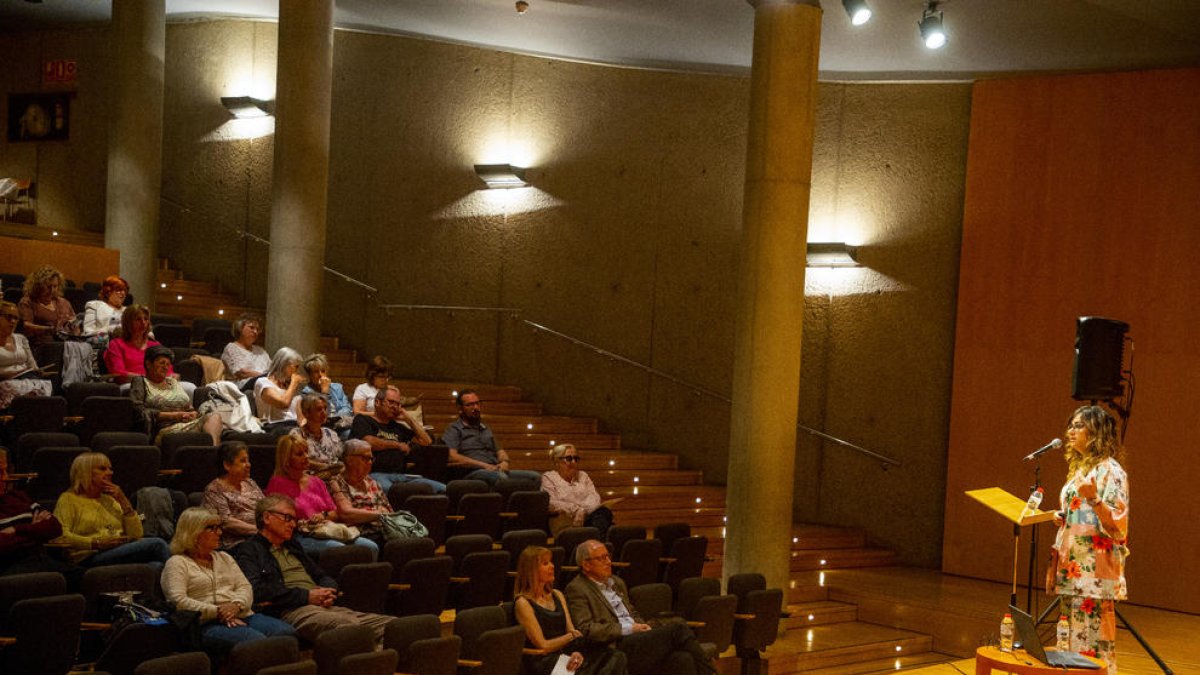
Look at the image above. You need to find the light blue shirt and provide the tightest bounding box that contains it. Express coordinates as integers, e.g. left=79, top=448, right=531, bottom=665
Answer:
left=592, top=576, right=635, bottom=636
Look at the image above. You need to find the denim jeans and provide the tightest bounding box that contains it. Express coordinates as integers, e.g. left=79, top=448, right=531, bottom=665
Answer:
left=464, top=468, right=542, bottom=486
left=84, top=537, right=171, bottom=568
left=299, top=535, right=379, bottom=558
left=201, top=613, right=298, bottom=656
left=370, top=472, right=446, bottom=494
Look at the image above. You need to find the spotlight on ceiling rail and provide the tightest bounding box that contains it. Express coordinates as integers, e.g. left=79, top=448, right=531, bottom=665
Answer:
left=918, top=2, right=947, bottom=49
left=842, top=0, right=871, bottom=26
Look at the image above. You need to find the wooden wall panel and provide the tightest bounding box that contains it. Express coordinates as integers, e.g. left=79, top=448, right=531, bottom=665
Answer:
left=944, top=68, right=1200, bottom=613
left=0, top=236, right=121, bottom=288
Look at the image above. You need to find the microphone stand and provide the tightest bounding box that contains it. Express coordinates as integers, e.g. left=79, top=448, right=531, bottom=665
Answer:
left=1025, top=459, right=1042, bottom=616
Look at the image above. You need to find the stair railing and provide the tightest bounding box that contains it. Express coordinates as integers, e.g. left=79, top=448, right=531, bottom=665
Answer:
left=372, top=304, right=901, bottom=469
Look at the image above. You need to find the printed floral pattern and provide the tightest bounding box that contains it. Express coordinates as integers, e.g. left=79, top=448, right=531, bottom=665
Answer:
left=1053, top=457, right=1128, bottom=675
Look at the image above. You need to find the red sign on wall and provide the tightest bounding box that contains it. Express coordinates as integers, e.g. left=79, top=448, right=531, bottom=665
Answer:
left=43, top=60, right=78, bottom=85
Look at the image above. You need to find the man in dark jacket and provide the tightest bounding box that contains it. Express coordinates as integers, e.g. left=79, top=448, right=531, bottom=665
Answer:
left=232, top=494, right=396, bottom=642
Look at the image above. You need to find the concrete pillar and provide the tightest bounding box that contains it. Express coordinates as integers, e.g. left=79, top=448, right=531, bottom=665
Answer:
left=724, top=0, right=822, bottom=593
left=105, top=0, right=165, bottom=309
left=265, top=0, right=333, bottom=355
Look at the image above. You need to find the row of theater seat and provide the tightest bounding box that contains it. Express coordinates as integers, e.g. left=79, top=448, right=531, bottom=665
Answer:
left=0, top=561, right=781, bottom=675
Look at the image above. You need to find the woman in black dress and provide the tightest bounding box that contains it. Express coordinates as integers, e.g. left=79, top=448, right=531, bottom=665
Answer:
left=513, top=545, right=627, bottom=675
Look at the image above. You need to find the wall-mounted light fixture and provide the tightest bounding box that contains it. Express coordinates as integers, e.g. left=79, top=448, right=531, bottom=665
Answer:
left=918, top=2, right=947, bottom=49
left=474, top=163, right=528, bottom=189
left=221, top=96, right=274, bottom=118
left=842, top=0, right=871, bottom=26
left=806, top=242, right=860, bottom=267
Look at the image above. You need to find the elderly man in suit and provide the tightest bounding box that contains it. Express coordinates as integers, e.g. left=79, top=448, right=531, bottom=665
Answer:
left=564, top=539, right=715, bottom=675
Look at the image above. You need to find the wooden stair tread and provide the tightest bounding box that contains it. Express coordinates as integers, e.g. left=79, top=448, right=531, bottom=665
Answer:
left=792, top=651, right=955, bottom=675
left=767, top=622, right=932, bottom=670
left=784, top=600, right=858, bottom=628
left=790, top=548, right=897, bottom=571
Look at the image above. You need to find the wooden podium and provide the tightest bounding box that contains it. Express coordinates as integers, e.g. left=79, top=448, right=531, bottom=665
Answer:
left=966, top=487, right=1057, bottom=527
left=966, top=487, right=1057, bottom=608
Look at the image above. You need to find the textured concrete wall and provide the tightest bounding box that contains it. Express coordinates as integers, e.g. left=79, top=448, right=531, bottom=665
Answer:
left=0, top=22, right=970, bottom=567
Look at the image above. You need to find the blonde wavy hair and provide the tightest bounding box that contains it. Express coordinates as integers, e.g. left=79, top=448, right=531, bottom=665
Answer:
left=1064, top=405, right=1124, bottom=477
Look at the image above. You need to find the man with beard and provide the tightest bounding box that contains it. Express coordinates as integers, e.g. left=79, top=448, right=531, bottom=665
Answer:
left=442, top=389, right=540, bottom=486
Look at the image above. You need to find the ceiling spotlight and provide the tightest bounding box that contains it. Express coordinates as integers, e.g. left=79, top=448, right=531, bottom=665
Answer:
left=842, top=0, right=871, bottom=26
left=918, top=2, right=946, bottom=49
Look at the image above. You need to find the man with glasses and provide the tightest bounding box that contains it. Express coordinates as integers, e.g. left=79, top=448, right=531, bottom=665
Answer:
left=566, top=540, right=716, bottom=675
left=350, top=385, right=445, bottom=493
left=231, top=495, right=398, bottom=642
left=442, top=389, right=541, bottom=486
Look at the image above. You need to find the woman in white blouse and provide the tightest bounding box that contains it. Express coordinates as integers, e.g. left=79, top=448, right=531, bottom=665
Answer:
left=222, top=313, right=270, bottom=389
left=161, top=507, right=296, bottom=658
left=254, top=347, right=305, bottom=435
left=541, top=443, right=614, bottom=537
left=81, top=276, right=129, bottom=339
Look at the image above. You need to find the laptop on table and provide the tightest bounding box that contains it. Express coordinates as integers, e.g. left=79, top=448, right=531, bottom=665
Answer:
left=1008, top=605, right=1102, bottom=669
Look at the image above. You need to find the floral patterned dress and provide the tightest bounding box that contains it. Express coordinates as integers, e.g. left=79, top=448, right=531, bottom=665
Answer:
left=1052, top=457, right=1128, bottom=674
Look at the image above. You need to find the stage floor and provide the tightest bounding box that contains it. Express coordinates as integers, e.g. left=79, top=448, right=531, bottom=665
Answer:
left=811, top=567, right=1200, bottom=675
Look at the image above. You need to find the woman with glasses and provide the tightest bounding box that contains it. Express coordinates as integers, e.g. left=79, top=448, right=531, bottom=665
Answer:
left=81, top=275, right=129, bottom=340
left=222, top=313, right=270, bottom=390
left=264, top=435, right=378, bottom=556
left=0, top=300, right=52, bottom=410
left=1047, top=405, right=1129, bottom=674
left=328, top=439, right=393, bottom=547
left=542, top=444, right=613, bottom=538
left=161, top=507, right=296, bottom=659
left=289, top=394, right=344, bottom=480
left=203, top=442, right=266, bottom=549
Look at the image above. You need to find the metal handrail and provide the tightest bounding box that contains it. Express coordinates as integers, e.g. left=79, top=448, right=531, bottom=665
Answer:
left=378, top=303, right=521, bottom=313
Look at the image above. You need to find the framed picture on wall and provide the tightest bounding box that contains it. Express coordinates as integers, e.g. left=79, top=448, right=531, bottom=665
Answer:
left=6, top=93, right=71, bottom=142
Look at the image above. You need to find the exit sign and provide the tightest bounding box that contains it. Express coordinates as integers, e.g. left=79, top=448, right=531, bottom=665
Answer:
left=43, top=60, right=78, bottom=85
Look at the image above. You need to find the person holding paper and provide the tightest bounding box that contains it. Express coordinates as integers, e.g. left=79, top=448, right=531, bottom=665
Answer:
left=514, top=545, right=627, bottom=675
left=1047, top=405, right=1128, bottom=674
left=0, top=300, right=52, bottom=409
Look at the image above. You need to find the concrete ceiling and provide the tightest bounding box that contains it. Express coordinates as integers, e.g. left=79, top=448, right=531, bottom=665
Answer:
left=2, top=0, right=1199, bottom=79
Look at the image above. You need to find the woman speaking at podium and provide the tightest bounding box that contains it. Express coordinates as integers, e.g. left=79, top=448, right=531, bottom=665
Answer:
left=1047, top=405, right=1129, bottom=674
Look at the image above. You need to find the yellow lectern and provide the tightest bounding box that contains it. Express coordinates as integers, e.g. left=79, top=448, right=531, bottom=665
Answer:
left=966, top=487, right=1057, bottom=607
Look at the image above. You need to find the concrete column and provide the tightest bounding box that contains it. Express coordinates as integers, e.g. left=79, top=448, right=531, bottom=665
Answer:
left=265, top=0, right=334, bottom=355
left=105, top=0, right=165, bottom=309
left=724, top=0, right=822, bottom=593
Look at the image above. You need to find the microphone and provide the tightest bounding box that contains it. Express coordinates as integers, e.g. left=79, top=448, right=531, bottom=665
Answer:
left=1023, top=438, right=1062, bottom=462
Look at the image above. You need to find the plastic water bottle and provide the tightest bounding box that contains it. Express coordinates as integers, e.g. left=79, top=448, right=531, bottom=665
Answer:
left=1057, top=615, right=1071, bottom=651
left=999, top=613, right=1015, bottom=652
left=1023, top=487, right=1045, bottom=515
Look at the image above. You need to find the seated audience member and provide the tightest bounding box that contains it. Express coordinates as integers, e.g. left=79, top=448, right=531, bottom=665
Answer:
left=300, top=353, right=353, bottom=429
left=162, top=507, right=297, bottom=658
left=443, top=389, right=541, bottom=486
left=17, top=264, right=78, bottom=345
left=232, top=495, right=398, bottom=642
left=255, top=347, right=304, bottom=435
left=350, top=355, right=391, bottom=415
left=104, top=304, right=168, bottom=384
left=328, top=440, right=392, bottom=547
left=350, top=386, right=445, bottom=493
left=222, top=313, right=269, bottom=390
left=289, top=394, right=344, bottom=479
left=130, top=345, right=223, bottom=445
left=566, top=540, right=715, bottom=675
left=515, top=545, right=627, bottom=675
left=0, top=300, right=52, bottom=410
left=52, top=452, right=171, bottom=567
left=543, top=444, right=614, bottom=538
left=203, top=443, right=266, bottom=549
left=0, top=448, right=82, bottom=585
left=264, top=435, right=377, bottom=556
left=81, top=275, right=129, bottom=340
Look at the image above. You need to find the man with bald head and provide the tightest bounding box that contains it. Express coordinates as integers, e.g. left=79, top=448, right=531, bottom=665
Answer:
left=564, top=539, right=715, bottom=675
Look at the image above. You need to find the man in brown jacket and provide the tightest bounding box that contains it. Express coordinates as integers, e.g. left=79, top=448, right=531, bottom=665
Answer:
left=564, top=539, right=715, bottom=675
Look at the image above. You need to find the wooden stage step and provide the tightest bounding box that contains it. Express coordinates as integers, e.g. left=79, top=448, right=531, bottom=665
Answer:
left=762, top=621, right=933, bottom=672
left=790, top=548, right=896, bottom=571
left=794, top=651, right=955, bottom=675
left=784, top=601, right=859, bottom=628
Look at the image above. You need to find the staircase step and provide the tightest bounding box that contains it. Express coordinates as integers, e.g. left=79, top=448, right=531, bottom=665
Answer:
left=495, top=434, right=621, bottom=451
left=509, top=450, right=677, bottom=471
left=784, top=601, right=858, bottom=628
left=766, top=621, right=932, bottom=671
left=422, top=400, right=543, bottom=416
left=432, top=415, right=599, bottom=435
left=790, top=549, right=896, bottom=571
left=613, top=509, right=727, bottom=529
left=588, top=469, right=704, bottom=487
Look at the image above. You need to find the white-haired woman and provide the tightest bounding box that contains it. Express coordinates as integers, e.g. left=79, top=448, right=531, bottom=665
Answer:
left=254, top=347, right=305, bottom=436
left=542, top=444, right=613, bottom=538
left=52, top=452, right=170, bottom=567
left=328, top=440, right=393, bottom=547
left=162, top=507, right=296, bottom=658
